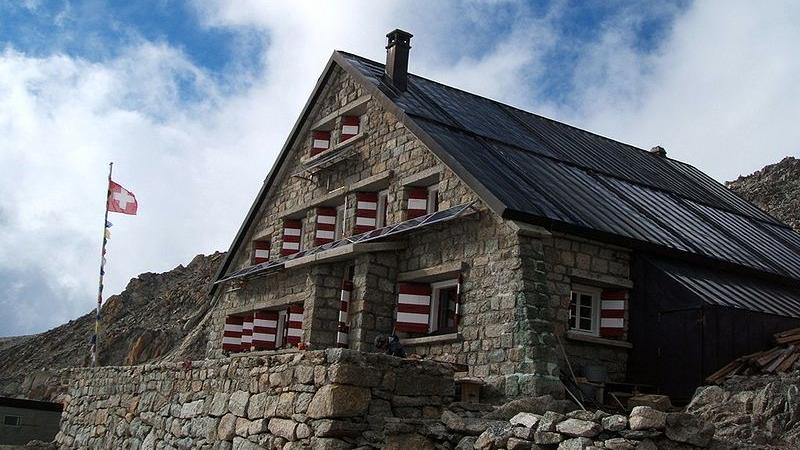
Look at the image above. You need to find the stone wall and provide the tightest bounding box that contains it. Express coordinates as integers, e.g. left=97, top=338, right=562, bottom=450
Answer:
left=55, top=349, right=454, bottom=449
left=541, top=234, right=633, bottom=381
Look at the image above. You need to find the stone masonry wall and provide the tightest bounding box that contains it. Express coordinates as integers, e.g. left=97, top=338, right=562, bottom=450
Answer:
left=55, top=349, right=454, bottom=450
left=541, top=234, right=633, bottom=381
left=208, top=64, right=480, bottom=357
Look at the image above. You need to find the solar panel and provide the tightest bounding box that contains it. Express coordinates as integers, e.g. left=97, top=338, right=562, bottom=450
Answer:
left=215, top=202, right=475, bottom=284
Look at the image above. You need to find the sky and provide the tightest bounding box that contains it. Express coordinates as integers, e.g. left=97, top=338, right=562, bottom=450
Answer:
left=1, top=0, right=799, bottom=337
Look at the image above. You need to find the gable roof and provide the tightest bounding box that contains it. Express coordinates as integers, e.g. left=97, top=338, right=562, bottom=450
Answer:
left=335, top=51, right=800, bottom=285
left=212, top=50, right=800, bottom=297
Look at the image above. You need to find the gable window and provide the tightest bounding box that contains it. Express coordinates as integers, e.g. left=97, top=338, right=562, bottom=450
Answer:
left=4, top=415, right=21, bottom=426
left=310, top=130, right=331, bottom=157
left=427, top=185, right=440, bottom=214
left=429, top=280, right=458, bottom=334
left=376, top=190, right=389, bottom=228
left=252, top=240, right=271, bottom=265
left=281, top=219, right=303, bottom=256
left=340, top=115, right=360, bottom=142
left=569, top=286, right=601, bottom=335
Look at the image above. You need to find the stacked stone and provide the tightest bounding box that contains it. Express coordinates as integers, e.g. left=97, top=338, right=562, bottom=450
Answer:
left=54, top=349, right=454, bottom=449
left=444, top=406, right=715, bottom=450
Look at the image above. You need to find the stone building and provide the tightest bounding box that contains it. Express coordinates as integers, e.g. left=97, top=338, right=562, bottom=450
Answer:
left=209, top=30, right=800, bottom=400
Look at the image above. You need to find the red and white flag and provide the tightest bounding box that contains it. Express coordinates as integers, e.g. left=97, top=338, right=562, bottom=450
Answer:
left=107, top=180, right=138, bottom=215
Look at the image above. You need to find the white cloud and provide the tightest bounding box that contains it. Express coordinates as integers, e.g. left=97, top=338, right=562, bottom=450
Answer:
left=1, top=0, right=799, bottom=335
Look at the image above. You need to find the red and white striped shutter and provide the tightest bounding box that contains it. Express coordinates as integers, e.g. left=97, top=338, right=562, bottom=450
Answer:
left=314, top=207, right=337, bottom=246
left=340, top=115, right=360, bottom=141
left=337, top=280, right=353, bottom=348
left=281, top=219, right=302, bottom=256
left=222, top=315, right=243, bottom=353
left=286, top=304, right=304, bottom=345
left=310, top=130, right=331, bottom=156
left=406, top=188, right=428, bottom=219
left=600, top=289, right=627, bottom=337
left=252, top=240, right=270, bottom=264
left=396, top=283, right=431, bottom=333
left=240, top=314, right=253, bottom=352
left=252, top=310, right=278, bottom=351
left=354, top=192, right=378, bottom=234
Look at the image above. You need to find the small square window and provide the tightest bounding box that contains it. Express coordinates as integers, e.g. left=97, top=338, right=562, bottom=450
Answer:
left=3, top=415, right=21, bottom=426
left=377, top=190, right=389, bottom=228
left=569, top=286, right=601, bottom=335
left=429, top=280, right=459, bottom=334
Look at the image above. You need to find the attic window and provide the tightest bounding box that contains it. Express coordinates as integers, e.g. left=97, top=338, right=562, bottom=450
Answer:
left=340, top=115, right=360, bottom=142
left=310, top=130, right=331, bottom=157
left=252, top=239, right=270, bottom=265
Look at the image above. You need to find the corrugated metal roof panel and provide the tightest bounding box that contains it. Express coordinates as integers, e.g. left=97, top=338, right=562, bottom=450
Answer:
left=337, top=52, right=800, bottom=282
left=651, top=258, right=800, bottom=318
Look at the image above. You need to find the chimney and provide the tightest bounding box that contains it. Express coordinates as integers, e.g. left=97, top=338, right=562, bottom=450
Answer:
left=650, top=146, right=667, bottom=157
left=385, top=29, right=413, bottom=92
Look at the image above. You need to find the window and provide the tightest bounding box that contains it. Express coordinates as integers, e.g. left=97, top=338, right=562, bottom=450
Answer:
left=252, top=240, right=270, bottom=264
left=569, top=286, right=601, bottom=335
left=335, top=204, right=345, bottom=240
left=376, top=190, right=389, bottom=228
left=3, top=415, right=21, bottom=426
left=426, top=185, right=439, bottom=214
left=429, top=280, right=459, bottom=334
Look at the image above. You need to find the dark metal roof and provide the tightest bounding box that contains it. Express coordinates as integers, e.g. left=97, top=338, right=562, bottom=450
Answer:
left=649, top=257, right=800, bottom=318
left=338, top=52, right=800, bottom=283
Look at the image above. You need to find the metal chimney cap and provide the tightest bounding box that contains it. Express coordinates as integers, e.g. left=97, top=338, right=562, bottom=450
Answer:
left=386, top=29, right=413, bottom=49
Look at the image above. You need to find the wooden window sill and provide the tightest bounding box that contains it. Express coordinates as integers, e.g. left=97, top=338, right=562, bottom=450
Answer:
left=400, top=332, right=461, bottom=346
left=567, top=331, right=633, bottom=349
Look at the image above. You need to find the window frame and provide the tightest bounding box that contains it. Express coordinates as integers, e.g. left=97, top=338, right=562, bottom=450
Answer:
left=428, top=279, right=459, bottom=334
left=376, top=189, right=389, bottom=228
left=334, top=204, right=346, bottom=240
left=3, top=415, right=21, bottom=426
left=569, top=284, right=602, bottom=336
left=426, top=185, right=439, bottom=214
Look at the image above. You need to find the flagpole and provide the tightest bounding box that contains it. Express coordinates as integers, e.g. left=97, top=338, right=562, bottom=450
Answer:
left=92, top=162, right=113, bottom=367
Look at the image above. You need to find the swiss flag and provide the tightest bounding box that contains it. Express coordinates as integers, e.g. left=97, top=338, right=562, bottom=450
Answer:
left=107, top=180, right=138, bottom=215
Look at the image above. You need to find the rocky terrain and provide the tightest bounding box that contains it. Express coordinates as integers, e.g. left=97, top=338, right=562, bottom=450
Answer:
left=728, top=156, right=800, bottom=231
left=0, top=252, right=225, bottom=399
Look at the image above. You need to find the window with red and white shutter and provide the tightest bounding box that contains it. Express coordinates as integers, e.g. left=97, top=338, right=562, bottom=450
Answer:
left=240, top=315, right=254, bottom=352
left=252, top=240, right=270, bottom=265
left=395, top=283, right=432, bottom=333
left=599, top=289, right=627, bottom=337
left=354, top=192, right=378, bottom=234
left=340, top=115, right=360, bottom=141
left=285, top=304, right=304, bottom=345
left=314, top=207, right=337, bottom=246
left=406, top=188, right=428, bottom=219
left=337, top=280, right=353, bottom=348
left=310, top=130, right=331, bottom=157
left=222, top=315, right=243, bottom=353
left=281, top=220, right=302, bottom=256
left=252, top=310, right=278, bottom=351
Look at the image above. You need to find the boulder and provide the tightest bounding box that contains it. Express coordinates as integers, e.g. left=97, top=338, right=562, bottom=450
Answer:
left=474, top=422, right=513, bottom=450
left=228, top=391, right=250, bottom=417
left=268, top=418, right=297, bottom=441
left=566, top=410, right=596, bottom=421
left=686, top=386, right=728, bottom=413
left=628, top=395, right=672, bottom=412
left=510, top=412, right=541, bottom=428
left=602, top=414, right=628, bottom=432
left=307, top=384, right=370, bottom=418
left=512, top=425, right=535, bottom=440
left=454, top=436, right=476, bottom=450
left=534, top=431, right=563, bottom=445
left=628, top=406, right=666, bottom=431
left=507, top=437, right=533, bottom=450
left=217, top=413, right=237, bottom=441
left=603, top=437, right=637, bottom=450
left=556, top=419, right=602, bottom=438
left=664, top=412, right=715, bottom=447
left=537, top=411, right=566, bottom=432
left=558, top=437, right=593, bottom=450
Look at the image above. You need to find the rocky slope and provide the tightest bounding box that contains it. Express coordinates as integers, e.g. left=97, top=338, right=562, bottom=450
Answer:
left=0, top=252, right=225, bottom=398
left=727, top=156, right=800, bottom=231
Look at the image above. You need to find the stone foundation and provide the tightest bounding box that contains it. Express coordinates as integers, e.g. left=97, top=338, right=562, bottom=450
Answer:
left=55, top=349, right=454, bottom=449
